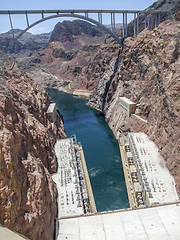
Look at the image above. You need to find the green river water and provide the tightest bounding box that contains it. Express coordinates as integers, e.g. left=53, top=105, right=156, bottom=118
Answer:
left=47, top=88, right=129, bottom=212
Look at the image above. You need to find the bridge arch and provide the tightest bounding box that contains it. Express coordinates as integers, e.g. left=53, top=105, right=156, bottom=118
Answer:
left=11, top=13, right=123, bottom=48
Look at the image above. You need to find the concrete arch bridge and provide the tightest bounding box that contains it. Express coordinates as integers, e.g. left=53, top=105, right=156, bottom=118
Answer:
left=0, top=9, right=171, bottom=49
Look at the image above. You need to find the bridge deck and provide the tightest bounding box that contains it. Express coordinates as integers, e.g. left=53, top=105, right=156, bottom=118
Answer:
left=0, top=10, right=170, bottom=14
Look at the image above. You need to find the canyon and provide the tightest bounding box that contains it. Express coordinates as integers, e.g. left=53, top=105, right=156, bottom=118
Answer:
left=88, top=13, right=180, bottom=194
left=0, top=51, right=66, bottom=239
left=20, top=10, right=180, bottom=197
left=0, top=0, right=180, bottom=239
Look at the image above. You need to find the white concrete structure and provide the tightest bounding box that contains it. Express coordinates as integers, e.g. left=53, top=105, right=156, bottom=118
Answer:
left=58, top=203, right=180, bottom=240
left=47, top=103, right=57, bottom=122
left=0, top=225, right=29, bottom=240
left=128, top=133, right=179, bottom=206
left=52, top=137, right=96, bottom=220
left=119, top=97, right=136, bottom=117
left=52, top=138, right=84, bottom=218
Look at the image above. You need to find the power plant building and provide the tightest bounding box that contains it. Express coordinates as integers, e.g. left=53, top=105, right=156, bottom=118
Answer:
left=119, top=97, right=136, bottom=117
left=119, top=132, right=179, bottom=208
left=47, top=103, right=57, bottom=122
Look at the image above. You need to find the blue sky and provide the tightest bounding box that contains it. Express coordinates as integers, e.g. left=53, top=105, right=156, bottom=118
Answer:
left=0, top=0, right=156, bottom=34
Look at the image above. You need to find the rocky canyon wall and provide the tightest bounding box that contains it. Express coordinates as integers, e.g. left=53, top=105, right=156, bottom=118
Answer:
left=27, top=42, right=120, bottom=93
left=0, top=51, right=66, bottom=239
left=89, top=15, right=180, bottom=194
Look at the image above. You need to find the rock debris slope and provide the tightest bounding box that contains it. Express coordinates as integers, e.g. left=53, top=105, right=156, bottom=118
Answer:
left=89, top=13, right=180, bottom=194
left=0, top=51, right=66, bottom=240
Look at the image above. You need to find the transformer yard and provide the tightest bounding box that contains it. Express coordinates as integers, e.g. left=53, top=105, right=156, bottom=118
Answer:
left=52, top=136, right=97, bottom=220
left=119, top=132, right=179, bottom=208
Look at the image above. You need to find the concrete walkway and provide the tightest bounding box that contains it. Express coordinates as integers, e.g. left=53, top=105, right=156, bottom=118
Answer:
left=58, top=203, right=180, bottom=240
left=0, top=224, right=29, bottom=240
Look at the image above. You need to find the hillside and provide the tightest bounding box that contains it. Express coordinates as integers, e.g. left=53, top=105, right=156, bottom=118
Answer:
left=0, top=50, right=66, bottom=240
left=88, top=11, right=180, bottom=194
left=0, top=29, right=51, bottom=57
left=15, top=1, right=180, bottom=94
left=0, top=1, right=180, bottom=238
left=19, top=19, right=108, bottom=92
left=49, top=20, right=106, bottom=43
left=0, top=29, right=51, bottom=45
left=0, top=0, right=180, bottom=239
left=23, top=9, right=180, bottom=195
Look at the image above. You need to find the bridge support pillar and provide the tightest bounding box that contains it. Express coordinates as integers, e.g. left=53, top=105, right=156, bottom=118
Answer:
left=42, top=11, right=44, bottom=19
left=26, top=12, right=29, bottom=27
left=148, top=14, right=150, bottom=29
left=155, top=14, right=157, bottom=28
left=137, top=12, right=139, bottom=35
left=125, top=12, right=127, bottom=37
left=111, top=12, right=115, bottom=33
left=158, top=14, right=161, bottom=25
left=98, top=12, right=102, bottom=24
left=123, top=12, right=128, bottom=38
left=134, top=13, right=136, bottom=35
left=8, top=13, right=14, bottom=39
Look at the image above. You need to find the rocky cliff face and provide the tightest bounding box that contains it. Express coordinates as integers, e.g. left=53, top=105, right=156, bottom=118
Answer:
left=49, top=20, right=105, bottom=43
left=14, top=20, right=108, bottom=93
left=18, top=1, right=180, bottom=94
left=26, top=42, right=120, bottom=93
left=0, top=51, right=66, bottom=239
left=89, top=13, right=180, bottom=194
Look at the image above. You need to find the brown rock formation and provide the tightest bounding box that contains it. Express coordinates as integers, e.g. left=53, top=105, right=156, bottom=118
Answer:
left=49, top=20, right=105, bottom=43
left=0, top=51, right=66, bottom=239
left=89, top=17, right=180, bottom=194
left=20, top=2, right=180, bottom=94
left=15, top=20, right=109, bottom=93
left=24, top=41, right=120, bottom=94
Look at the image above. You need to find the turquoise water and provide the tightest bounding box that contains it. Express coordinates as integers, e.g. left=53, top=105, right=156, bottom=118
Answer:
left=47, top=88, right=129, bottom=212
